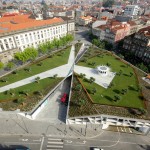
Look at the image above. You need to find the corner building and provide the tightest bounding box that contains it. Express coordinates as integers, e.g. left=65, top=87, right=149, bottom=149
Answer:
left=0, top=15, right=75, bottom=63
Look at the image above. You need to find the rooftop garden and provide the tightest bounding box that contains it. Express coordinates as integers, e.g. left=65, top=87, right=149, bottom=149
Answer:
left=77, top=47, right=144, bottom=108
left=0, top=76, right=63, bottom=111
left=69, top=46, right=148, bottom=119
left=0, top=47, right=70, bottom=87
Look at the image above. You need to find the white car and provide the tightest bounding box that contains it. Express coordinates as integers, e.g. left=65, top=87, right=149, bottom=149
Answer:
left=92, top=148, right=104, bottom=150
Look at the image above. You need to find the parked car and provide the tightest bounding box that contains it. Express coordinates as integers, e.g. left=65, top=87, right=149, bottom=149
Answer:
left=91, top=147, right=104, bottom=150
left=61, top=93, right=67, bottom=103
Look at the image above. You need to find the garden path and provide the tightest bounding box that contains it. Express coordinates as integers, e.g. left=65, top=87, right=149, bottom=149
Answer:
left=0, top=45, right=75, bottom=93
left=74, top=65, right=116, bottom=89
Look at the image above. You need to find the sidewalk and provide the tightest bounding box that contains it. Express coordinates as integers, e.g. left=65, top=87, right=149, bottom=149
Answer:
left=0, top=45, right=75, bottom=93
left=0, top=114, right=103, bottom=138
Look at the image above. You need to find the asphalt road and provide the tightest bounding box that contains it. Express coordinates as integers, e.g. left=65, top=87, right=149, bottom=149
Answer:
left=0, top=129, right=150, bottom=150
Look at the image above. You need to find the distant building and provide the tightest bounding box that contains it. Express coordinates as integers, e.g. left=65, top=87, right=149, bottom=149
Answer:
left=77, top=16, right=92, bottom=26
left=75, top=10, right=84, bottom=20
left=124, top=5, right=139, bottom=16
left=92, top=20, right=130, bottom=44
left=66, top=10, right=75, bottom=19
left=98, top=11, right=114, bottom=20
left=123, top=26, right=150, bottom=64
left=92, top=20, right=107, bottom=37
left=0, top=15, right=75, bottom=63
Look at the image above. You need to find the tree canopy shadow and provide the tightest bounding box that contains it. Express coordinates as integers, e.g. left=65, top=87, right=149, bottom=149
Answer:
left=104, top=95, right=113, bottom=101
left=113, top=89, right=120, bottom=94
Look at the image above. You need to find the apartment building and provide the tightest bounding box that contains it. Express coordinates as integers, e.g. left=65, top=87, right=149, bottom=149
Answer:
left=77, top=16, right=92, bottom=26
left=123, top=26, right=150, bottom=64
left=92, top=20, right=130, bottom=44
left=124, top=5, right=139, bottom=16
left=0, top=14, right=75, bottom=63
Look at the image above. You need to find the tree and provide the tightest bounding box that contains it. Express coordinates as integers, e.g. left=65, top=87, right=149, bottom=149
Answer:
left=6, top=62, right=15, bottom=70
left=15, top=47, right=38, bottom=63
left=0, top=62, right=4, bottom=70
left=92, top=39, right=100, bottom=47
left=24, top=47, right=38, bottom=60
left=35, top=76, right=40, bottom=83
left=130, top=72, right=133, bottom=77
left=16, top=98, right=24, bottom=104
left=139, top=108, right=147, bottom=115
left=53, top=74, right=58, bottom=79
left=136, top=63, right=148, bottom=73
left=9, top=89, right=15, bottom=96
left=21, top=90, right=29, bottom=96
left=34, top=90, right=43, bottom=96
left=38, top=43, right=48, bottom=54
left=114, top=94, right=121, bottom=102
left=78, top=99, right=85, bottom=107
left=91, top=87, right=97, bottom=95
left=1, top=77, right=8, bottom=83
left=89, top=77, right=95, bottom=84
left=75, top=84, right=82, bottom=91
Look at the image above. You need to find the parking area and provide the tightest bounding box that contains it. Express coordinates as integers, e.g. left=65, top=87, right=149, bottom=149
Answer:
left=106, top=125, right=144, bottom=135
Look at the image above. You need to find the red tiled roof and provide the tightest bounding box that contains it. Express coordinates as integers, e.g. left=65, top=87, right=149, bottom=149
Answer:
left=0, top=15, right=64, bottom=33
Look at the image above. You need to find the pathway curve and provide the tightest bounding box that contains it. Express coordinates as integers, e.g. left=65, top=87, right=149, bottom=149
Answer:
left=74, top=65, right=115, bottom=89
left=0, top=45, right=75, bottom=93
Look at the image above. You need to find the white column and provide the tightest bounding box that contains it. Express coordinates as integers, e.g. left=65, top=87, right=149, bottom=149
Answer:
left=2, top=39, right=7, bottom=51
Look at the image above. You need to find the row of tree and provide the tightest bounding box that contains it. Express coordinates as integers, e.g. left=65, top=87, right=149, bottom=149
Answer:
left=14, top=34, right=74, bottom=63
left=0, top=34, right=74, bottom=70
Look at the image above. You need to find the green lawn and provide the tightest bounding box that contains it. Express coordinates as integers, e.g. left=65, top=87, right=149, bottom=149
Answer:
left=77, top=52, right=144, bottom=109
left=0, top=47, right=70, bottom=87
left=75, top=43, right=82, bottom=57
left=0, top=77, right=62, bottom=101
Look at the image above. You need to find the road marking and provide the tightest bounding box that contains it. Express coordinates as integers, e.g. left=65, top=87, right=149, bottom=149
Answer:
left=48, top=138, right=62, bottom=141
left=47, top=141, right=63, bottom=144
left=65, top=140, right=72, bottom=143
left=47, top=145, right=63, bottom=148
left=76, top=140, right=86, bottom=144
left=40, top=136, right=44, bottom=150
left=124, top=127, right=126, bottom=132
left=20, top=138, right=28, bottom=142
left=33, top=139, right=41, bottom=142
left=129, top=128, right=133, bottom=133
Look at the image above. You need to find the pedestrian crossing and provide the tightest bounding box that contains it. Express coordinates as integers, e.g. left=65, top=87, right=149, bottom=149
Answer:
left=46, top=138, right=64, bottom=150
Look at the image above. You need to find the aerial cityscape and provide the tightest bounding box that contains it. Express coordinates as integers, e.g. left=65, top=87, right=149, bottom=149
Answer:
left=0, top=0, right=150, bottom=150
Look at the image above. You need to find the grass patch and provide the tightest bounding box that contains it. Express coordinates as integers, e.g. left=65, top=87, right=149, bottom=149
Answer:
left=75, top=43, right=82, bottom=57
left=0, top=47, right=70, bottom=87
left=77, top=51, right=144, bottom=109
left=0, top=77, right=63, bottom=111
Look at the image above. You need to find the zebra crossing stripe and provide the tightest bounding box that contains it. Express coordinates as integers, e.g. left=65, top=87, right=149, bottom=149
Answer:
left=47, top=141, right=63, bottom=144
left=47, top=145, right=63, bottom=148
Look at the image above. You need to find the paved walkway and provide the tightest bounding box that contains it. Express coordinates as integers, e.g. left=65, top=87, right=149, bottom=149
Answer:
left=0, top=45, right=75, bottom=93
left=35, top=78, right=71, bottom=123
left=74, top=65, right=116, bottom=88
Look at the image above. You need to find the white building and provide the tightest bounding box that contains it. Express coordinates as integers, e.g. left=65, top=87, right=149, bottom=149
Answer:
left=0, top=15, right=75, bottom=63
left=124, top=5, right=139, bottom=16
left=77, top=16, right=92, bottom=26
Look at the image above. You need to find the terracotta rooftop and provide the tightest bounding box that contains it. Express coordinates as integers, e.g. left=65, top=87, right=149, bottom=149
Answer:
left=0, top=15, right=64, bottom=33
left=80, top=16, right=92, bottom=20
left=138, top=26, right=150, bottom=36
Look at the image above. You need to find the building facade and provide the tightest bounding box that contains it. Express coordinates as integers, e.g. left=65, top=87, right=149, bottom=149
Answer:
left=123, top=27, right=150, bottom=64
left=92, top=20, right=130, bottom=44
left=77, top=16, right=92, bottom=26
left=0, top=15, right=75, bottom=63
left=124, top=5, right=139, bottom=16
